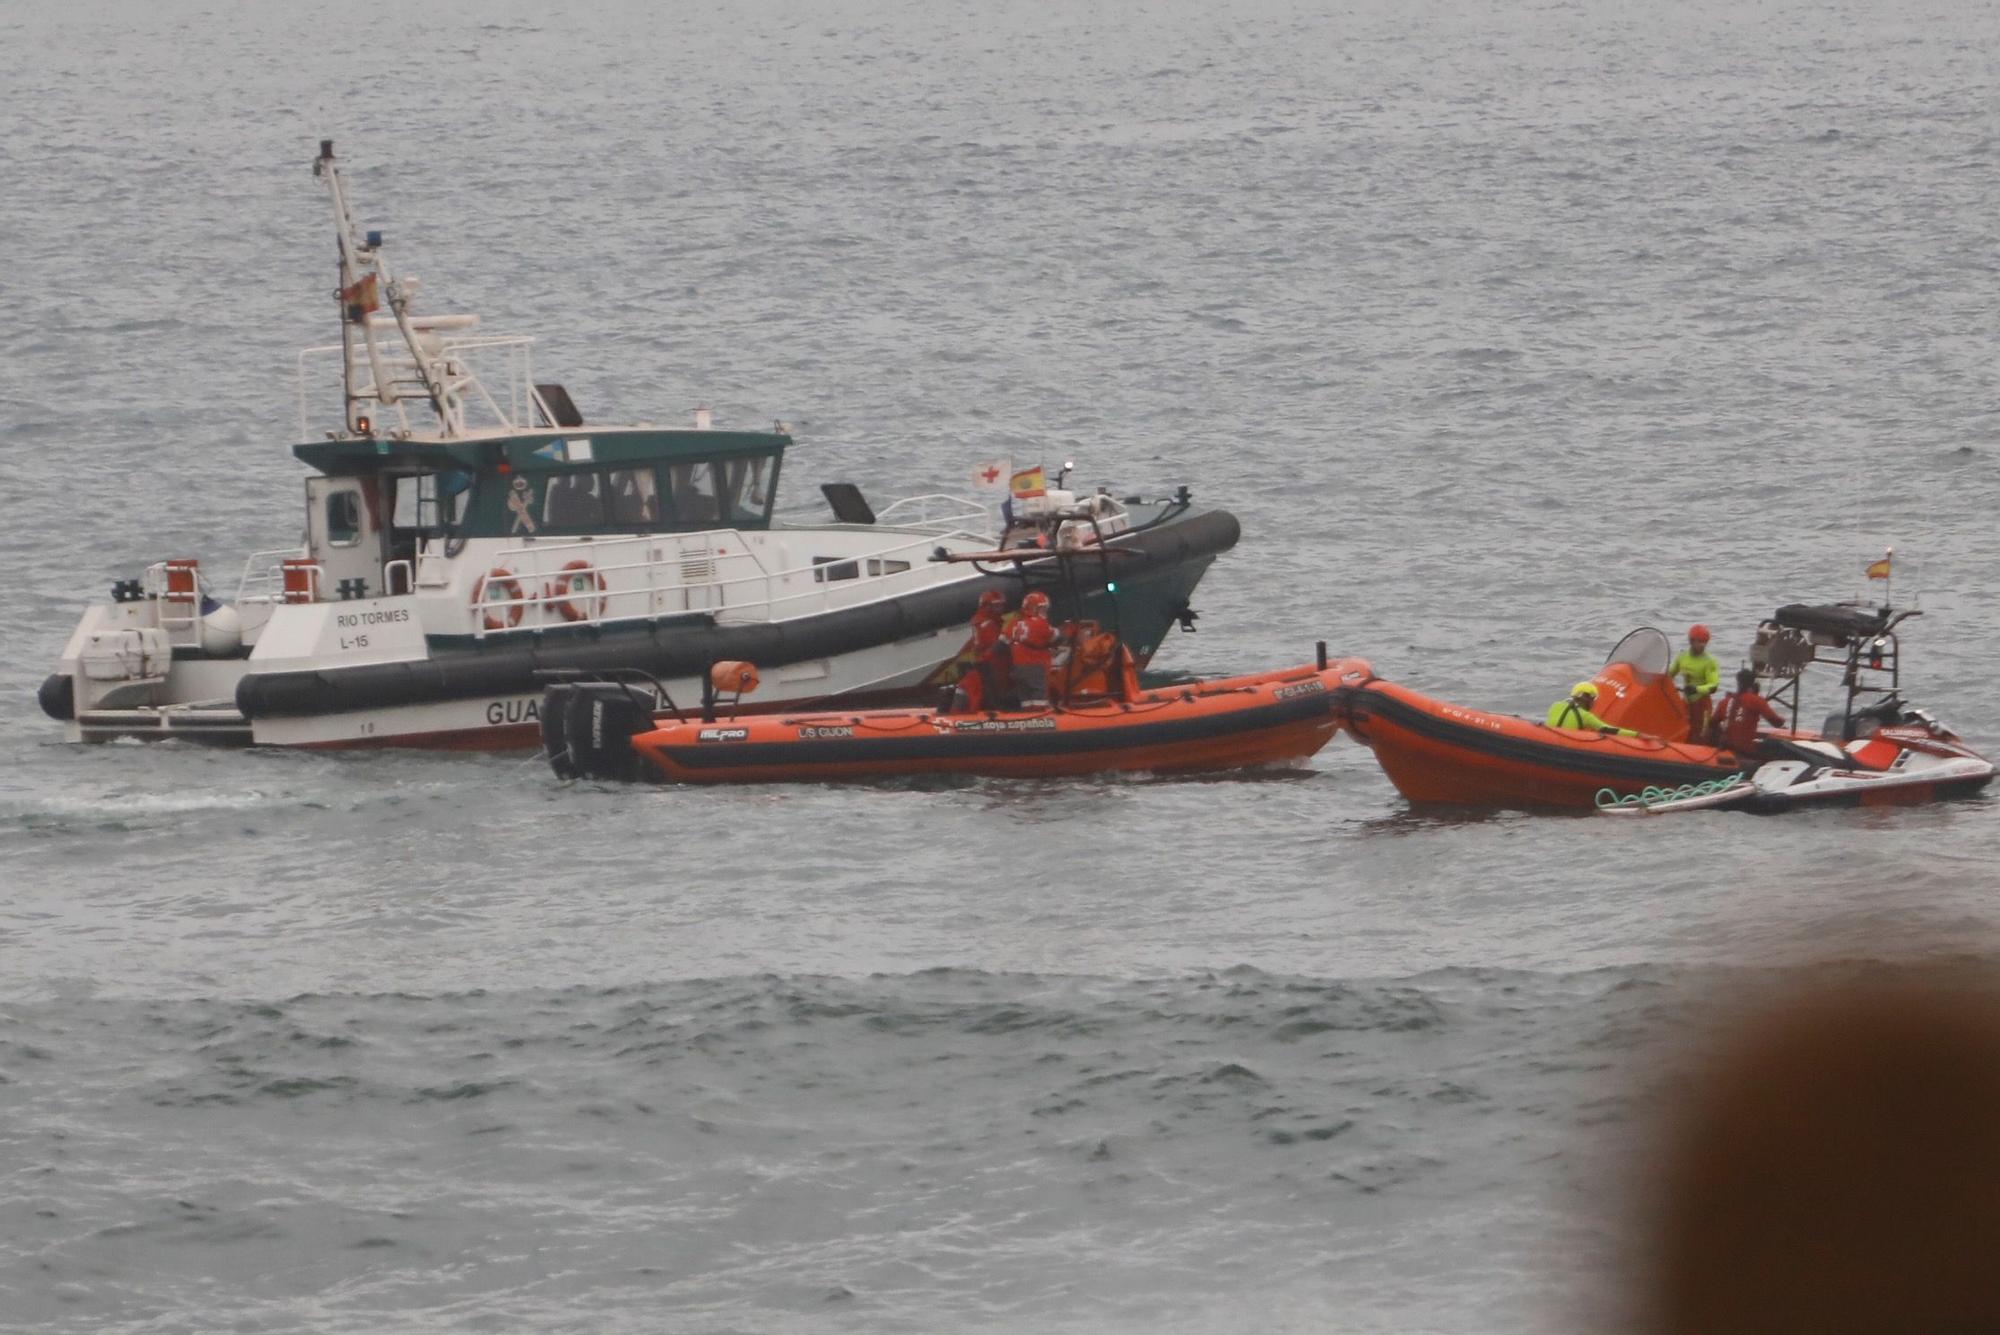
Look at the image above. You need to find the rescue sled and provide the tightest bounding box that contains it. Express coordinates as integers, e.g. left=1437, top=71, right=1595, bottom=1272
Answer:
left=541, top=647, right=1369, bottom=784
left=1338, top=600, right=1993, bottom=812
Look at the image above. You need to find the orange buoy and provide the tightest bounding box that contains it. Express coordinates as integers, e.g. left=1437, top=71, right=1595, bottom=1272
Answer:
left=471, top=568, right=526, bottom=630
left=545, top=560, right=607, bottom=623
left=709, top=660, right=761, bottom=696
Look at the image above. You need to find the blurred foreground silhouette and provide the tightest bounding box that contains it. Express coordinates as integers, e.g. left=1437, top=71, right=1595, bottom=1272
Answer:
left=1641, top=972, right=2000, bottom=1334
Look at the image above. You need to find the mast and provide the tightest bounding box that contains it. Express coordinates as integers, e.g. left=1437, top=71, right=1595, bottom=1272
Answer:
left=312, top=140, right=454, bottom=436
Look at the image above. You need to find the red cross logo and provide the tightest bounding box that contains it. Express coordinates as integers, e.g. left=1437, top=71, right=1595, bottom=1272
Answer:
left=980, top=464, right=1001, bottom=484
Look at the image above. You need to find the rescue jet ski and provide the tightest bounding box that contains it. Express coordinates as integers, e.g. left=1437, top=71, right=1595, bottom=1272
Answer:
left=1337, top=600, right=1993, bottom=813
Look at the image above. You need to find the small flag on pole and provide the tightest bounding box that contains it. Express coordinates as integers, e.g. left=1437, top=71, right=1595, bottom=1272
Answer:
left=972, top=458, right=1011, bottom=493
left=1866, top=550, right=1893, bottom=581
left=341, top=273, right=379, bottom=321
left=1009, top=465, right=1047, bottom=500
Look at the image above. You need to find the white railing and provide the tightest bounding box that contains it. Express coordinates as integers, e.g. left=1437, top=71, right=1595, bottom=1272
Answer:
left=871, top=494, right=993, bottom=530
left=464, top=519, right=998, bottom=639
left=236, top=547, right=309, bottom=604
left=140, top=562, right=208, bottom=648
left=774, top=493, right=992, bottom=533
left=296, top=333, right=544, bottom=441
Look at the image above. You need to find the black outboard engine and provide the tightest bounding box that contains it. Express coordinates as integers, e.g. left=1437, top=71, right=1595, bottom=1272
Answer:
left=542, top=682, right=656, bottom=782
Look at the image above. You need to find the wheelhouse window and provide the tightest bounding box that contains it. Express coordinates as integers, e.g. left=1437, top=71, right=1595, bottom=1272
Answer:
left=439, top=470, right=474, bottom=527
left=481, top=452, right=781, bottom=536
left=667, top=462, right=719, bottom=525
left=717, top=457, right=773, bottom=525
left=543, top=470, right=604, bottom=527
left=606, top=468, right=660, bottom=526
left=326, top=490, right=362, bottom=546
left=392, top=470, right=474, bottom=534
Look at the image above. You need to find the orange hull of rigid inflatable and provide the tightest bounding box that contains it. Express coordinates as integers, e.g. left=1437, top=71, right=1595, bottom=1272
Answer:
left=619, top=660, right=1370, bottom=783
left=1342, top=677, right=1740, bottom=810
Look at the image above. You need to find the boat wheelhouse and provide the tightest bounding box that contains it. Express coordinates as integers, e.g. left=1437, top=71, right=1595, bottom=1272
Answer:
left=40, top=141, right=1238, bottom=748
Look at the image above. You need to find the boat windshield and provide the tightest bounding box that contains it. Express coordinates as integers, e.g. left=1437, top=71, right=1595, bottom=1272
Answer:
left=391, top=469, right=475, bottom=536
left=1604, top=627, right=1673, bottom=677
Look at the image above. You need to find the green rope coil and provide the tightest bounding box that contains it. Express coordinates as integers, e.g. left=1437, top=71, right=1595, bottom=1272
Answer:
left=1595, top=773, right=1744, bottom=811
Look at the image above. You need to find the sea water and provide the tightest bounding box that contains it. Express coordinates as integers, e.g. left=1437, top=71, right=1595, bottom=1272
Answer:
left=3, top=1, right=1998, bottom=1329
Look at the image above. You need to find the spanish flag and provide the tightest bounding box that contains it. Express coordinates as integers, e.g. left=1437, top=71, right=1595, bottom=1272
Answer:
left=1866, top=552, right=1892, bottom=580
left=1009, top=465, right=1046, bottom=500
left=340, top=273, right=379, bottom=321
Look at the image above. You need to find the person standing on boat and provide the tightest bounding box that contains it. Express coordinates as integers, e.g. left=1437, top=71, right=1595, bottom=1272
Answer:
left=1714, top=667, right=1786, bottom=756
left=1669, top=624, right=1721, bottom=737
left=952, top=590, right=1012, bottom=712
left=1008, top=591, right=1057, bottom=707
left=1546, top=682, right=1638, bottom=736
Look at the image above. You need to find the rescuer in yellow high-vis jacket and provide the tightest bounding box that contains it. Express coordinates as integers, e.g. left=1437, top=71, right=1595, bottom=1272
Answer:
left=1546, top=681, right=1638, bottom=736
left=1669, top=624, right=1721, bottom=736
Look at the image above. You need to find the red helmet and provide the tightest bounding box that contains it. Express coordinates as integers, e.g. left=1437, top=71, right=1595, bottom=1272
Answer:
left=977, top=589, right=1005, bottom=611
left=1021, top=591, right=1050, bottom=615
left=1689, top=623, right=1710, bottom=645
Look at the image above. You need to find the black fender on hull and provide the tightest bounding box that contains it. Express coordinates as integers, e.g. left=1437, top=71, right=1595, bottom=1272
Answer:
left=39, top=674, right=75, bottom=720
left=236, top=508, right=1241, bottom=719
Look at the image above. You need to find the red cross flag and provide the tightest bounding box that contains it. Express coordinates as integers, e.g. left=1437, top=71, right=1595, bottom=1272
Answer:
left=972, top=458, right=1012, bottom=493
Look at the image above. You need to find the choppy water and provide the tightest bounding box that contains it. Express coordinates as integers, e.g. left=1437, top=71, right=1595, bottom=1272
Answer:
left=4, top=0, right=2000, bottom=1329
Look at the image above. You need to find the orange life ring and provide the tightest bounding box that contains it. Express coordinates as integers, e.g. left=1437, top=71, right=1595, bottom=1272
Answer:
left=471, top=567, right=525, bottom=630
left=545, top=560, right=607, bottom=622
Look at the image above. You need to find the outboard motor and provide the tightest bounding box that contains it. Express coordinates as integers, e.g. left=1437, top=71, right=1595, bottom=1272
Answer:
left=542, top=682, right=656, bottom=782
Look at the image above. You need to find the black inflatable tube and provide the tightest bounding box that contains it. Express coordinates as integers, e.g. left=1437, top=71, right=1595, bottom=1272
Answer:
left=236, top=509, right=1241, bottom=719
left=39, top=673, right=75, bottom=720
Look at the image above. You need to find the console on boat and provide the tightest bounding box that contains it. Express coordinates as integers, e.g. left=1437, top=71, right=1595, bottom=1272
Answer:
left=1337, top=597, right=1993, bottom=812
left=39, top=142, right=1238, bottom=749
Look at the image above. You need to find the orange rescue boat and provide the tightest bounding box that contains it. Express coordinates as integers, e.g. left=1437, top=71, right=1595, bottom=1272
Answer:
left=1339, top=627, right=1740, bottom=807
left=1339, top=679, right=1738, bottom=809
left=543, top=649, right=1369, bottom=784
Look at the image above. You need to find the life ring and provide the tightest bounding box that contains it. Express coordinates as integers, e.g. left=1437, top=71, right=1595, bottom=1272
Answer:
left=545, top=560, right=608, bottom=623
left=471, top=567, right=526, bottom=630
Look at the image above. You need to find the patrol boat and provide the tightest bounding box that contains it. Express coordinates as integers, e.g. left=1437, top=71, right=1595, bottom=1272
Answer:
left=38, top=142, right=1238, bottom=749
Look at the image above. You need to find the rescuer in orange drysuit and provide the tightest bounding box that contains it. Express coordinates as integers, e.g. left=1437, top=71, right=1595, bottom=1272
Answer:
left=952, top=590, right=1012, bottom=712
left=1714, top=667, right=1787, bottom=756
left=1008, top=590, right=1057, bottom=707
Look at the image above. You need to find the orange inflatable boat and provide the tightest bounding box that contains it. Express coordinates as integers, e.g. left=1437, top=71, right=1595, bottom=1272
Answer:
left=1337, top=627, right=1738, bottom=807
left=1339, top=677, right=1739, bottom=808
left=543, top=651, right=1370, bottom=784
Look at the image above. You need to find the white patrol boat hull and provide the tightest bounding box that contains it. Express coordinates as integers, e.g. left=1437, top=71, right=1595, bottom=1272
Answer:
left=45, top=509, right=1234, bottom=751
